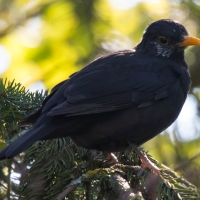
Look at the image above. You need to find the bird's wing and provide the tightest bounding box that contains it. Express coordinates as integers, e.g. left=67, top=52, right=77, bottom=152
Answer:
left=47, top=60, right=177, bottom=116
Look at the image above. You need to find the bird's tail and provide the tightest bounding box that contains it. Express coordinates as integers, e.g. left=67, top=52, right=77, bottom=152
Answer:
left=0, top=125, right=48, bottom=160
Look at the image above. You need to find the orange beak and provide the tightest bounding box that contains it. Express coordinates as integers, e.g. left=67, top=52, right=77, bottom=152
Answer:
left=178, top=35, right=200, bottom=47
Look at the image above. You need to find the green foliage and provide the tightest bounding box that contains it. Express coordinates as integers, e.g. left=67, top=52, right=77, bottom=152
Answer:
left=0, top=79, right=47, bottom=199
left=0, top=78, right=47, bottom=141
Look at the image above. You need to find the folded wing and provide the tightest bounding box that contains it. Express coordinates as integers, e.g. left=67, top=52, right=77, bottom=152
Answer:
left=46, top=57, right=177, bottom=116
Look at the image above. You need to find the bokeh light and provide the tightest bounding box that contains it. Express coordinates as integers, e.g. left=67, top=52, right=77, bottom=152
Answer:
left=0, top=45, right=11, bottom=74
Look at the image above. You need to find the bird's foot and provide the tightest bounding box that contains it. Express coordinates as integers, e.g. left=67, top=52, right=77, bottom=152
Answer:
left=102, top=152, right=118, bottom=167
left=140, top=152, right=160, bottom=176
left=129, top=143, right=160, bottom=176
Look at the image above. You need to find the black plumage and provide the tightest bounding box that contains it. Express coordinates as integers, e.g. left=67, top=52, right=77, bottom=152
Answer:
left=1, top=19, right=200, bottom=160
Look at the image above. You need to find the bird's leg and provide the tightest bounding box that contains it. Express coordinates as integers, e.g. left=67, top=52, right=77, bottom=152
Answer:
left=102, top=152, right=119, bottom=167
left=129, top=143, right=160, bottom=176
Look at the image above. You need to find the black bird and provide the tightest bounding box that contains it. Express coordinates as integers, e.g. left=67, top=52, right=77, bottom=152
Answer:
left=1, top=19, right=200, bottom=173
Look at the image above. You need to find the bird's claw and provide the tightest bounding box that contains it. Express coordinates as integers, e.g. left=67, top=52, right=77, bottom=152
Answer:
left=140, top=153, right=160, bottom=176
left=102, top=152, right=119, bottom=167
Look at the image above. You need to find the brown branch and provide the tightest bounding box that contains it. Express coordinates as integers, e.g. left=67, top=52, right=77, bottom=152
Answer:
left=55, top=175, right=84, bottom=200
left=110, top=173, right=144, bottom=200
left=55, top=185, right=77, bottom=200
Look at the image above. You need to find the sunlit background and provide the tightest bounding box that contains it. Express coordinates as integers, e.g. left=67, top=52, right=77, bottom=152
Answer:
left=1, top=0, right=200, bottom=191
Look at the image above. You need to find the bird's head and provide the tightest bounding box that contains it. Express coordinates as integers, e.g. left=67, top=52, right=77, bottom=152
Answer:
left=136, top=19, right=200, bottom=60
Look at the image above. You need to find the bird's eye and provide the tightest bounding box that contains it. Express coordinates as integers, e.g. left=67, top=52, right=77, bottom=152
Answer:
left=158, top=36, right=168, bottom=45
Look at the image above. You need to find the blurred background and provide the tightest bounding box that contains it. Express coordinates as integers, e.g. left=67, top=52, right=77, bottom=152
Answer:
left=0, top=0, right=200, bottom=187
